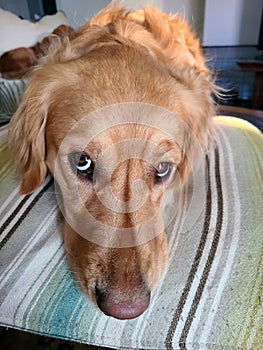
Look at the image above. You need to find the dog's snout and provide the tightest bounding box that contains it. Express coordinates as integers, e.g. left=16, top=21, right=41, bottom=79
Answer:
left=96, top=287, right=151, bottom=320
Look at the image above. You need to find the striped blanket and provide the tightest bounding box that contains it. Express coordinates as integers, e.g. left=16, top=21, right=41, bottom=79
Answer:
left=0, top=117, right=262, bottom=350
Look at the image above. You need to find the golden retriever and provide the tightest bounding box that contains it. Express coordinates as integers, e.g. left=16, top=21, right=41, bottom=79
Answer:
left=9, top=3, right=216, bottom=319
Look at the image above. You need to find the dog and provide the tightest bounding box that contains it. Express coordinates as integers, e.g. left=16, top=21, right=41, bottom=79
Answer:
left=9, top=3, right=216, bottom=320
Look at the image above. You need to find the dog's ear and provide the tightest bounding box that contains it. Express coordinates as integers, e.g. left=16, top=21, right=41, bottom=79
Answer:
left=175, top=76, right=215, bottom=186
left=9, top=78, right=50, bottom=195
left=176, top=128, right=200, bottom=185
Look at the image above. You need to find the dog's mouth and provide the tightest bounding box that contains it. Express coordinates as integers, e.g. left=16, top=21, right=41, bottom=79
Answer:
left=95, top=285, right=151, bottom=319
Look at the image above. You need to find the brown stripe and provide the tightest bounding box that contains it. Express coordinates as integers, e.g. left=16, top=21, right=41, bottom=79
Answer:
left=178, top=147, right=223, bottom=348
left=0, top=179, right=53, bottom=250
left=165, top=154, right=212, bottom=349
left=0, top=195, right=30, bottom=236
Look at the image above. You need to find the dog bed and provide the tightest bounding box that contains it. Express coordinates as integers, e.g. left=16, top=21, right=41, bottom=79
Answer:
left=0, top=82, right=262, bottom=350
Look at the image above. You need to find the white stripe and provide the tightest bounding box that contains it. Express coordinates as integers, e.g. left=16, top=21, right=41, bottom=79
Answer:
left=186, top=131, right=229, bottom=342
left=0, top=175, right=53, bottom=243
left=244, top=127, right=263, bottom=166
left=0, top=160, right=12, bottom=179
left=170, top=148, right=219, bottom=343
left=95, top=315, right=127, bottom=348
left=0, top=185, right=21, bottom=215
left=0, top=139, right=7, bottom=153
left=193, top=126, right=241, bottom=344
left=234, top=130, right=263, bottom=347
left=246, top=297, right=263, bottom=348
left=0, top=229, right=63, bottom=326
left=19, top=237, right=64, bottom=327
left=73, top=301, right=103, bottom=342
left=0, top=125, right=8, bottom=138
left=0, top=204, right=58, bottom=287
left=0, top=192, right=29, bottom=241
left=23, top=246, right=64, bottom=328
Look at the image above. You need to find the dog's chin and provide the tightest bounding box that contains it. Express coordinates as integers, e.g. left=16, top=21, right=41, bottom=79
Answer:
left=63, top=223, right=168, bottom=319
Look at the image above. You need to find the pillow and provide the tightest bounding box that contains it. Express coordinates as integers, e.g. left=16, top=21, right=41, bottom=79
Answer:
left=0, top=9, right=69, bottom=55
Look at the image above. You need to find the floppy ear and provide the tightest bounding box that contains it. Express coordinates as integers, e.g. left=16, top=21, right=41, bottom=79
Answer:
left=177, top=71, right=216, bottom=185
left=168, top=63, right=216, bottom=185
left=9, top=80, right=49, bottom=195
left=176, top=127, right=203, bottom=185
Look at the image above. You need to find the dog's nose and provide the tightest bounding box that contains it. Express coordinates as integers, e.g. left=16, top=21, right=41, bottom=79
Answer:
left=96, top=288, right=151, bottom=320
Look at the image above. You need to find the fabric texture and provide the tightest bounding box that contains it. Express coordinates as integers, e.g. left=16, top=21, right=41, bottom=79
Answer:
left=0, top=116, right=262, bottom=350
left=0, top=79, right=26, bottom=126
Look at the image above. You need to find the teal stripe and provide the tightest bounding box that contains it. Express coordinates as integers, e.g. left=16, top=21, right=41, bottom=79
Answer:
left=24, top=253, right=66, bottom=329
left=41, top=272, right=74, bottom=332
left=13, top=241, right=63, bottom=325
left=34, top=263, right=91, bottom=339
left=72, top=299, right=98, bottom=341
left=66, top=296, right=86, bottom=338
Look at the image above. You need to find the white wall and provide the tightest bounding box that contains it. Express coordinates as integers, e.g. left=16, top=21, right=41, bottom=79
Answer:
left=203, top=0, right=263, bottom=46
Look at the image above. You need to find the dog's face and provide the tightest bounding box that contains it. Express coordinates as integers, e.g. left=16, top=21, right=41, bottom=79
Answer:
left=9, top=5, right=215, bottom=319
left=43, top=55, right=187, bottom=319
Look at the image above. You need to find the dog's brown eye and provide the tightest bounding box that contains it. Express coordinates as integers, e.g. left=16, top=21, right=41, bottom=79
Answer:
left=155, top=162, right=172, bottom=180
left=70, top=153, right=94, bottom=179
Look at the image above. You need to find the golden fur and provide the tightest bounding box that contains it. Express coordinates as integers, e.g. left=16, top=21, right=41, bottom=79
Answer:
left=9, top=3, right=216, bottom=319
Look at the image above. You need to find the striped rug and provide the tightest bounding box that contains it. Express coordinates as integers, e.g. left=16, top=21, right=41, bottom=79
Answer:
left=0, top=79, right=26, bottom=126
left=0, top=117, right=262, bottom=350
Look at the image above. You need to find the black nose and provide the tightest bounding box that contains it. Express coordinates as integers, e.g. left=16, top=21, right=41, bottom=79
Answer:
left=95, top=287, right=151, bottom=320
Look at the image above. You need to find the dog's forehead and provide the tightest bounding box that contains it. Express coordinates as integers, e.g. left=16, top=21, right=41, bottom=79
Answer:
left=85, top=124, right=181, bottom=162
left=55, top=103, right=186, bottom=159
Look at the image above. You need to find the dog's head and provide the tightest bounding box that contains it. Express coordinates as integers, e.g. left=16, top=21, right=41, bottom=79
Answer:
left=9, top=4, right=216, bottom=319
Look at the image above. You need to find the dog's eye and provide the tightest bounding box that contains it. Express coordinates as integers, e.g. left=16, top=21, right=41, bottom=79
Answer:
left=71, top=153, right=94, bottom=179
left=155, top=162, right=173, bottom=180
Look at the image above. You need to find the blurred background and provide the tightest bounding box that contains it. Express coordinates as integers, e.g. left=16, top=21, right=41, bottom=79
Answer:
left=0, top=0, right=263, bottom=109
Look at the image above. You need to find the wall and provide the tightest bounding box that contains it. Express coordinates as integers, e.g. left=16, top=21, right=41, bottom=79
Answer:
left=203, top=0, right=263, bottom=46
left=0, top=0, right=30, bottom=19
left=0, top=0, right=57, bottom=19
